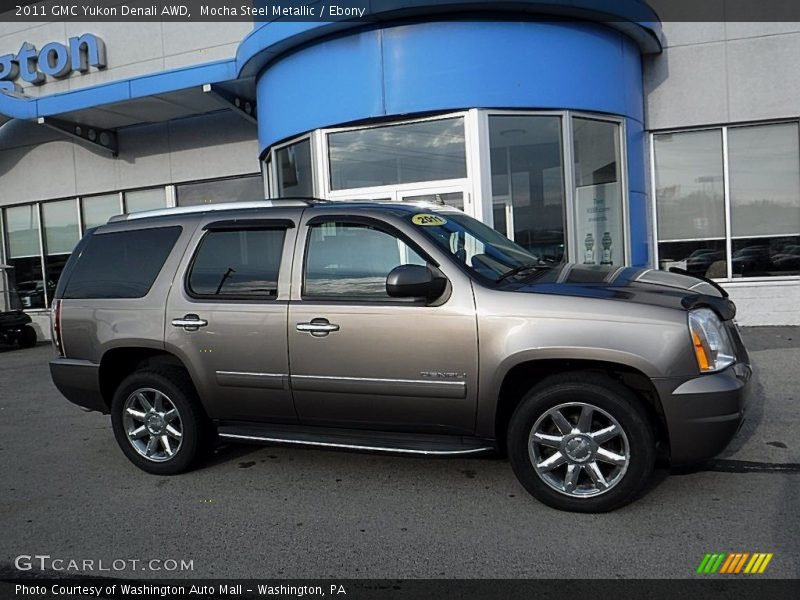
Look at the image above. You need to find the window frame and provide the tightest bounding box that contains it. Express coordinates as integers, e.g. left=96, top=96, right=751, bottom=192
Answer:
left=300, top=215, right=440, bottom=304
left=184, top=222, right=292, bottom=303
left=650, top=119, right=800, bottom=284
left=264, top=109, right=630, bottom=267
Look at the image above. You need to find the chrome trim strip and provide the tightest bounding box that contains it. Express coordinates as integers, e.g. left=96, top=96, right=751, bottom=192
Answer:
left=215, top=371, right=287, bottom=390
left=218, top=433, right=493, bottom=456
left=290, top=374, right=467, bottom=399
left=292, top=374, right=465, bottom=386
left=217, top=371, right=286, bottom=378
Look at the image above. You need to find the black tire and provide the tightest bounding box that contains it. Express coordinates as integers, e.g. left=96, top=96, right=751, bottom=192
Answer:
left=17, top=326, right=37, bottom=348
left=110, top=368, right=212, bottom=475
left=507, top=372, right=655, bottom=513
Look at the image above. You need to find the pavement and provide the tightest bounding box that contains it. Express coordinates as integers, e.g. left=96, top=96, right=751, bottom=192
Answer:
left=0, top=328, right=798, bottom=580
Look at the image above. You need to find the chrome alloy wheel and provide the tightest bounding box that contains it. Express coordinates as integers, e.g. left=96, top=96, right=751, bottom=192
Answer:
left=528, top=402, right=630, bottom=498
left=122, top=388, right=183, bottom=462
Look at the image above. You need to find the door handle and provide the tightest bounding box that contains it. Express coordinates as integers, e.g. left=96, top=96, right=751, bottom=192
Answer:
left=296, top=318, right=340, bottom=337
left=171, top=314, right=208, bottom=331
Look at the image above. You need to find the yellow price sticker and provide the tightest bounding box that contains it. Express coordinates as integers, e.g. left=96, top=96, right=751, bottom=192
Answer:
left=412, top=214, right=448, bottom=226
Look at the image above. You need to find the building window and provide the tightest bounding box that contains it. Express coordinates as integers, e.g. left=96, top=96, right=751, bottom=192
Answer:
left=82, top=194, right=121, bottom=231
left=573, top=117, right=624, bottom=267
left=176, top=175, right=263, bottom=206
left=4, top=205, right=45, bottom=309
left=42, top=199, right=80, bottom=307
left=728, top=123, right=800, bottom=278
left=327, top=117, right=467, bottom=191
left=276, top=138, right=313, bottom=197
left=654, top=123, right=800, bottom=279
left=488, top=114, right=565, bottom=262
left=263, top=110, right=630, bottom=265
left=124, top=188, right=166, bottom=213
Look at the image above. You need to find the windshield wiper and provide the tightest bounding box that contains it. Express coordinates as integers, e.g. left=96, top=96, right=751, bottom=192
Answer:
left=495, top=262, right=550, bottom=283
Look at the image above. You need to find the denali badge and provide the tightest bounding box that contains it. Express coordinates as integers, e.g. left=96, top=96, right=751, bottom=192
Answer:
left=420, top=371, right=466, bottom=379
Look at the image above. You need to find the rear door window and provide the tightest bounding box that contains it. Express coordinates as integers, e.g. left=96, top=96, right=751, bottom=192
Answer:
left=63, top=226, right=182, bottom=299
left=187, top=228, right=286, bottom=299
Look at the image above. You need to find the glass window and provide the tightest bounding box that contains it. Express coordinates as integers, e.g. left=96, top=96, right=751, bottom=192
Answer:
left=63, top=227, right=181, bottom=299
left=488, top=115, right=565, bottom=263
left=400, top=191, right=464, bottom=210
left=42, top=200, right=79, bottom=255
left=42, top=200, right=80, bottom=307
left=188, top=229, right=285, bottom=298
left=731, top=236, right=800, bottom=278
left=654, top=130, right=725, bottom=241
left=276, top=139, right=313, bottom=197
left=328, top=118, right=467, bottom=190
left=304, top=223, right=426, bottom=299
left=656, top=240, right=728, bottom=279
left=655, top=124, right=800, bottom=279
left=176, top=175, right=264, bottom=206
left=4, top=205, right=45, bottom=309
left=654, top=129, right=727, bottom=278
left=408, top=210, right=543, bottom=282
left=82, top=194, right=121, bottom=231
left=573, top=118, right=624, bottom=267
left=5, top=205, right=40, bottom=259
left=728, top=123, right=800, bottom=238
left=125, top=188, right=166, bottom=214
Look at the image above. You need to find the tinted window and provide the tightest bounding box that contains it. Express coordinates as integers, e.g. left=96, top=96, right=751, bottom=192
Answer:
left=63, top=226, right=181, bottom=299
left=188, top=229, right=285, bottom=298
left=304, top=223, right=426, bottom=299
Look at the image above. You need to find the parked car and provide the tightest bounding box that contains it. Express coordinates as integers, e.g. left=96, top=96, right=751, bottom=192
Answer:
left=732, top=246, right=772, bottom=276
left=16, top=280, right=55, bottom=309
left=684, top=249, right=724, bottom=277
left=49, top=200, right=751, bottom=512
left=0, top=265, right=38, bottom=348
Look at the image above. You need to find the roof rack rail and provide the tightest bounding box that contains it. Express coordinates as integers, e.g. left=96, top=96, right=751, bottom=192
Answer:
left=108, top=197, right=328, bottom=223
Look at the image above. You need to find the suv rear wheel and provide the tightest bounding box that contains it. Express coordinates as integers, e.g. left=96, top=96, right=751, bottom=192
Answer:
left=507, top=372, right=655, bottom=512
left=110, top=369, right=211, bottom=475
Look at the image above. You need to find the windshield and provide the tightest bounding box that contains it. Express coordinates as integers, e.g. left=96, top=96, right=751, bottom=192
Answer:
left=407, top=211, right=555, bottom=281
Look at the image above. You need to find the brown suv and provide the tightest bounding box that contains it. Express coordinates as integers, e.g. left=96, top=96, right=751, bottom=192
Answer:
left=49, top=200, right=751, bottom=512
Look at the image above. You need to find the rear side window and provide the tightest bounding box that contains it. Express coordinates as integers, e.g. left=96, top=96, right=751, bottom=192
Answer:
left=63, top=226, right=182, bottom=299
left=188, top=228, right=286, bottom=299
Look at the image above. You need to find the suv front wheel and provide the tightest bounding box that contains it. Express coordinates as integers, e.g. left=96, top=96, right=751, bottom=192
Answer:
left=508, top=372, right=655, bottom=512
left=111, top=369, right=210, bottom=475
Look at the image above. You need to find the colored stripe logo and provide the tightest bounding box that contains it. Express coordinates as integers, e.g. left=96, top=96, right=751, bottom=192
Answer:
left=696, top=553, right=773, bottom=574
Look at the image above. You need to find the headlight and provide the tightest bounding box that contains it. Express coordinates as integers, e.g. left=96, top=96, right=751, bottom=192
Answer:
left=688, top=308, right=736, bottom=373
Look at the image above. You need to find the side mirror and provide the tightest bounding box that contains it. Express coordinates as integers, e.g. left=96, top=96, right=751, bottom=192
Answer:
left=386, top=264, right=447, bottom=301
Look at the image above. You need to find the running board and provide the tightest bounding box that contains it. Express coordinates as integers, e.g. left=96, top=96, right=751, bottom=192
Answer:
left=216, top=422, right=496, bottom=456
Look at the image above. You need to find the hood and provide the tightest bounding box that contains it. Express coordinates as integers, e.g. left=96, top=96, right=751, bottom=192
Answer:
left=506, top=264, right=736, bottom=320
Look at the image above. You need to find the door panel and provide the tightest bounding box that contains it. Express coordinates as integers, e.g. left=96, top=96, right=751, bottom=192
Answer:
left=288, top=213, right=479, bottom=434
left=165, top=218, right=298, bottom=423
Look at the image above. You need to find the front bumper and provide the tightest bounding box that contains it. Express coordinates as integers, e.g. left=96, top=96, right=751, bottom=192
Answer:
left=654, top=362, right=752, bottom=466
left=50, top=357, right=107, bottom=413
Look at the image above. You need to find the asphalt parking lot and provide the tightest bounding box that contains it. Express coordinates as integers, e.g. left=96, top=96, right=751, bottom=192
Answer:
left=1, top=328, right=798, bottom=580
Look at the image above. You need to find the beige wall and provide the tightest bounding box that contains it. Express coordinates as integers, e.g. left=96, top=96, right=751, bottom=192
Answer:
left=0, top=16, right=251, bottom=96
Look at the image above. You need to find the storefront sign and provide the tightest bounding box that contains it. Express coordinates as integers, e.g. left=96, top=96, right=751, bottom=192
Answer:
left=575, top=182, right=623, bottom=267
left=0, top=34, right=106, bottom=92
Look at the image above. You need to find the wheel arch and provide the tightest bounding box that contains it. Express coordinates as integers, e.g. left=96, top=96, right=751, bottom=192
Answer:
left=491, top=357, right=669, bottom=457
left=98, top=347, right=198, bottom=411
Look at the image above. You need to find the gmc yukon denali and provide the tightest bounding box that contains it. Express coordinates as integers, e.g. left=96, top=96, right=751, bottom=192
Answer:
left=49, top=199, right=751, bottom=512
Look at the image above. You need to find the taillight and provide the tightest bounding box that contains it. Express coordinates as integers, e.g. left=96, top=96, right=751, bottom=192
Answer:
left=52, top=299, right=64, bottom=356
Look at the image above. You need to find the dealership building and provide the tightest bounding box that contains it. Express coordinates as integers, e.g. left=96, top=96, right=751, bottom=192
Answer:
left=1, top=1, right=799, bottom=339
